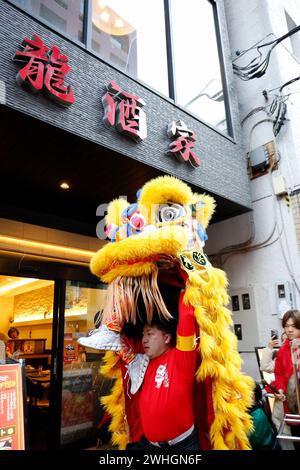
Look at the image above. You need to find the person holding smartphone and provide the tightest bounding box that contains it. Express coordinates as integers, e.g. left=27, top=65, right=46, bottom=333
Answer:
left=260, top=330, right=279, bottom=374
left=273, top=310, right=300, bottom=449
left=260, top=329, right=294, bottom=449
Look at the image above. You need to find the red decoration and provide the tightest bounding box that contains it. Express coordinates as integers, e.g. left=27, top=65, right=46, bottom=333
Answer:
left=13, top=34, right=75, bottom=107
left=102, top=81, right=147, bottom=143
left=167, top=120, right=200, bottom=167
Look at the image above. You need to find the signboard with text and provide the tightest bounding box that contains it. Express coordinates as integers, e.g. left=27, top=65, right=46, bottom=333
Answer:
left=0, top=363, right=25, bottom=450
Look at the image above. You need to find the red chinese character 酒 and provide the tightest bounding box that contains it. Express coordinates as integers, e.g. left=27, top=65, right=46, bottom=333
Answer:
left=102, top=81, right=147, bottom=143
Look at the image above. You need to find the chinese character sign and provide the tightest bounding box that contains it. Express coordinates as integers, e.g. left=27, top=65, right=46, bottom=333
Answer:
left=102, top=80, right=147, bottom=143
left=13, top=34, right=75, bottom=107
left=167, top=120, right=200, bottom=167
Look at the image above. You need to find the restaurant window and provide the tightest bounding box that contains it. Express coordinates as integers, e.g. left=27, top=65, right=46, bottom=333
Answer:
left=91, top=0, right=169, bottom=96
left=11, top=0, right=85, bottom=42
left=60, top=281, right=113, bottom=447
left=170, top=0, right=229, bottom=135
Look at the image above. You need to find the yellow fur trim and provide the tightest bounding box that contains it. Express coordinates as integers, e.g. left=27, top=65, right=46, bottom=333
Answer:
left=139, top=176, right=193, bottom=222
left=176, top=334, right=196, bottom=351
left=100, top=352, right=130, bottom=449
left=138, top=176, right=215, bottom=229
left=192, top=193, right=216, bottom=228
left=100, top=262, right=155, bottom=284
left=106, top=198, right=129, bottom=226
left=90, top=225, right=188, bottom=281
left=184, top=266, right=254, bottom=450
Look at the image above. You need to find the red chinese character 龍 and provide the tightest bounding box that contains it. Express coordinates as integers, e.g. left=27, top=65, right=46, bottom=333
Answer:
left=13, top=34, right=75, bottom=107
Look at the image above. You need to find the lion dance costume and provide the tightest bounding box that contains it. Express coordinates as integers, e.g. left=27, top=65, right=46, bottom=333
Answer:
left=79, top=176, right=253, bottom=450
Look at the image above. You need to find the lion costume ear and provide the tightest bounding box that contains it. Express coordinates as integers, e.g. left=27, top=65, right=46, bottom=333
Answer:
left=105, top=198, right=129, bottom=226
left=192, top=194, right=216, bottom=229
left=138, top=176, right=194, bottom=223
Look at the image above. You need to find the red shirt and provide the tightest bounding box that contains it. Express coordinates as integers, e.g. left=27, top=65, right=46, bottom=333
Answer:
left=274, top=339, right=293, bottom=393
left=138, top=293, right=197, bottom=442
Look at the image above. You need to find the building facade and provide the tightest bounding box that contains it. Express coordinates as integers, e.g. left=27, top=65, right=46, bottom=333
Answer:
left=206, top=0, right=300, bottom=378
left=0, top=0, right=255, bottom=449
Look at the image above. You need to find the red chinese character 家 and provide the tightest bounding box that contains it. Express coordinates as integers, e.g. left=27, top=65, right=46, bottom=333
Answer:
left=13, top=34, right=75, bottom=107
left=167, top=120, right=200, bottom=167
left=102, top=81, right=147, bottom=143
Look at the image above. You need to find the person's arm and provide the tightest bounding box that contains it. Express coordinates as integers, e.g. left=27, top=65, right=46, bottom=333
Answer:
left=260, top=348, right=275, bottom=373
left=176, top=291, right=197, bottom=352
left=0, top=340, right=5, bottom=362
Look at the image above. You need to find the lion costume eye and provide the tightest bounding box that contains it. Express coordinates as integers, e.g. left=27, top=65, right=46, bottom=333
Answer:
left=156, top=203, right=186, bottom=223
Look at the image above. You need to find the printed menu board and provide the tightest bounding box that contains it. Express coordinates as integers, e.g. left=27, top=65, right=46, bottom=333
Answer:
left=0, top=363, right=25, bottom=450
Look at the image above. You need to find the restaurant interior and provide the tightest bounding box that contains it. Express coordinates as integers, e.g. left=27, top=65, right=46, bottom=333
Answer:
left=0, top=274, right=113, bottom=450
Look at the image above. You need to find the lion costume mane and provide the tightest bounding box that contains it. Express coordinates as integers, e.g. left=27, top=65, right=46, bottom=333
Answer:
left=91, top=176, right=253, bottom=450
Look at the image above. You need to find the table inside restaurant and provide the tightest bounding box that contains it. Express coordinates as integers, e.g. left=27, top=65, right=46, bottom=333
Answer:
left=25, top=368, right=51, bottom=407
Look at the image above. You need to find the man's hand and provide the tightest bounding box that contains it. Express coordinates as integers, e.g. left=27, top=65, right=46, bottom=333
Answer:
left=268, top=337, right=279, bottom=349
left=274, top=389, right=286, bottom=401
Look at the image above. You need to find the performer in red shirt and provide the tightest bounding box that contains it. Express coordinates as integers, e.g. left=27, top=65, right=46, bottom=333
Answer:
left=126, top=290, right=199, bottom=450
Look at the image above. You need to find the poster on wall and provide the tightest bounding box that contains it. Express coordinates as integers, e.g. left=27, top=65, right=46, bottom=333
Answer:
left=63, top=338, right=79, bottom=363
left=0, top=362, right=25, bottom=450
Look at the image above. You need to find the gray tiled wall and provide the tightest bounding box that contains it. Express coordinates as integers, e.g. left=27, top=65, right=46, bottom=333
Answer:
left=0, top=0, right=251, bottom=208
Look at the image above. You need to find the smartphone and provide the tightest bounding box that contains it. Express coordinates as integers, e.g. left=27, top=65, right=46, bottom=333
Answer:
left=271, top=329, right=279, bottom=340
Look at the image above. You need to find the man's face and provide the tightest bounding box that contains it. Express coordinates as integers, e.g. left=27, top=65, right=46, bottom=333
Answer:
left=142, top=325, right=171, bottom=359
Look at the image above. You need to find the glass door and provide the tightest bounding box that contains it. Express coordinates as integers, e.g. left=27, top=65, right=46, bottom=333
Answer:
left=56, top=280, right=114, bottom=449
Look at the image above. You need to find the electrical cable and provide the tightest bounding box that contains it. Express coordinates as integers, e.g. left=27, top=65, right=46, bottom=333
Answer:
left=220, top=222, right=283, bottom=266
left=232, top=34, right=274, bottom=63
left=273, top=101, right=287, bottom=136
left=279, top=76, right=300, bottom=93
left=241, top=92, right=290, bottom=137
left=277, top=194, right=300, bottom=295
left=220, top=174, right=300, bottom=293
left=247, top=118, right=274, bottom=154
left=209, top=174, right=279, bottom=265
left=241, top=107, right=270, bottom=127
left=233, top=25, right=300, bottom=80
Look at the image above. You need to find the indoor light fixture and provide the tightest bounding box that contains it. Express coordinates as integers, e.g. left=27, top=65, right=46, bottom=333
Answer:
left=93, top=2, right=135, bottom=36
left=60, top=181, right=70, bottom=190
left=0, top=235, right=97, bottom=262
left=0, top=277, right=38, bottom=295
